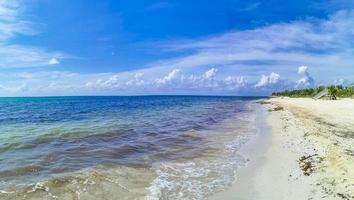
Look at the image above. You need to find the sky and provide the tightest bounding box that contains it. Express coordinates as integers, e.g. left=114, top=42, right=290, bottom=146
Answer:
left=0, top=0, right=354, bottom=96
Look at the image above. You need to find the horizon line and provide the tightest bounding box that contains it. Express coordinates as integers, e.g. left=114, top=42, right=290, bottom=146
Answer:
left=0, top=94, right=269, bottom=98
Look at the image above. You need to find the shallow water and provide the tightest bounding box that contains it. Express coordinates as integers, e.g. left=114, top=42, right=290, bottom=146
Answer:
left=0, top=96, right=263, bottom=199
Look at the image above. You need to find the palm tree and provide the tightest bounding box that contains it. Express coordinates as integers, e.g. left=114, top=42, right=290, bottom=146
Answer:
left=327, top=86, right=338, bottom=100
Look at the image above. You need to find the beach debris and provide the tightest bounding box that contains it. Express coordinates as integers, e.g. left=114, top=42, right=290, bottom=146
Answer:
left=268, top=106, right=284, bottom=112
left=298, top=154, right=318, bottom=176
left=258, top=100, right=271, bottom=104
left=313, top=88, right=329, bottom=100
left=337, top=192, right=352, bottom=200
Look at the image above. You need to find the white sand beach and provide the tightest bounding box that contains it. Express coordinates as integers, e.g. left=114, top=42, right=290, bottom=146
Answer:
left=211, top=97, right=354, bottom=200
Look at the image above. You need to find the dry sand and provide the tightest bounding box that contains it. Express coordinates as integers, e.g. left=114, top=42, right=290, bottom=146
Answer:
left=210, top=97, right=354, bottom=200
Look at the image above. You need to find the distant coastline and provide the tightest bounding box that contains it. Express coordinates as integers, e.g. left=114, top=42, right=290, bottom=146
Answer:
left=272, top=85, right=354, bottom=98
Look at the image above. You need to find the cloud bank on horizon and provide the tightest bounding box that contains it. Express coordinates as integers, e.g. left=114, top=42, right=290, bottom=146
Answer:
left=0, top=0, right=354, bottom=96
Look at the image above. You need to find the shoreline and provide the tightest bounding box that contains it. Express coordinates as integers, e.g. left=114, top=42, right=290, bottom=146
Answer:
left=210, top=97, right=354, bottom=200
left=209, top=101, right=272, bottom=200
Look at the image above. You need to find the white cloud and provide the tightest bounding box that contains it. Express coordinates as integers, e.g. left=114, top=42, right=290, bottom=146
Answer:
left=223, top=76, right=247, bottom=89
left=92, top=75, right=120, bottom=89
left=0, top=68, right=233, bottom=95
left=203, top=68, right=217, bottom=80
left=297, top=65, right=308, bottom=76
left=238, top=2, right=261, bottom=12
left=177, top=68, right=219, bottom=89
left=0, top=66, right=326, bottom=96
left=2, top=9, right=354, bottom=95
left=146, top=10, right=354, bottom=83
left=224, top=76, right=246, bottom=85
left=333, top=78, right=350, bottom=85
left=0, top=0, right=67, bottom=68
left=0, top=0, right=36, bottom=40
left=48, top=58, right=60, bottom=65
left=0, top=45, right=65, bottom=68
left=255, top=72, right=280, bottom=87
left=296, top=65, right=314, bottom=88
left=126, top=73, right=145, bottom=86
left=155, top=69, right=181, bottom=85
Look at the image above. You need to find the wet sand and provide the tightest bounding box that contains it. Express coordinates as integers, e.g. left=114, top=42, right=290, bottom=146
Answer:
left=210, top=97, right=354, bottom=200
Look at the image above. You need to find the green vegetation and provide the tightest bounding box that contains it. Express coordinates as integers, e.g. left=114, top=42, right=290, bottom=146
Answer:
left=272, top=85, right=354, bottom=98
left=327, top=85, right=338, bottom=100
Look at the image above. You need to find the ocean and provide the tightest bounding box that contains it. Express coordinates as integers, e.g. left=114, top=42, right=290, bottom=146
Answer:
left=0, top=96, right=265, bottom=200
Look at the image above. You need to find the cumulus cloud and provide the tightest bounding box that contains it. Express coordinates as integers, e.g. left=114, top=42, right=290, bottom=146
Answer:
left=146, top=10, right=354, bottom=83
left=200, top=68, right=218, bottom=87
left=223, top=76, right=247, bottom=89
left=180, top=68, right=219, bottom=89
left=255, top=72, right=280, bottom=87
left=333, top=78, right=350, bottom=85
left=126, top=73, right=145, bottom=86
left=224, top=76, right=246, bottom=86
left=155, top=69, right=181, bottom=85
left=203, top=68, right=217, bottom=80
left=85, top=74, right=121, bottom=90
left=0, top=66, right=326, bottom=96
left=296, top=65, right=314, bottom=88
left=153, top=68, right=220, bottom=89
left=48, top=58, right=60, bottom=65
left=297, top=65, right=308, bottom=76
left=42, top=68, right=226, bottom=94
left=3, top=9, right=354, bottom=95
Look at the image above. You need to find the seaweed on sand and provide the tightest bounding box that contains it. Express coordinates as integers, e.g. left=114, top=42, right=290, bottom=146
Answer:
left=298, top=154, right=318, bottom=176
left=259, top=100, right=271, bottom=105
left=268, top=106, right=284, bottom=112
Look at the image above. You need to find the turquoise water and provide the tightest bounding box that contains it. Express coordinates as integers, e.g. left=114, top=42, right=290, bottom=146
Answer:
left=0, top=96, right=263, bottom=199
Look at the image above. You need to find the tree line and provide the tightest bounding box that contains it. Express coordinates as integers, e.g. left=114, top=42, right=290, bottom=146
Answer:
left=272, top=85, right=354, bottom=98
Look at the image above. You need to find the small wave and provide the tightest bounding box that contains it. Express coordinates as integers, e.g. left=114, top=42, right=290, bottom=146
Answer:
left=0, top=166, right=154, bottom=200
left=0, top=97, right=262, bottom=200
left=146, top=153, right=247, bottom=200
left=146, top=134, right=252, bottom=200
left=146, top=105, right=259, bottom=200
left=0, top=190, right=15, bottom=194
left=0, top=142, right=20, bottom=153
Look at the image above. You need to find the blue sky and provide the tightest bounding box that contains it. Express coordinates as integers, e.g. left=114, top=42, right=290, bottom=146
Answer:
left=0, top=0, right=354, bottom=96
